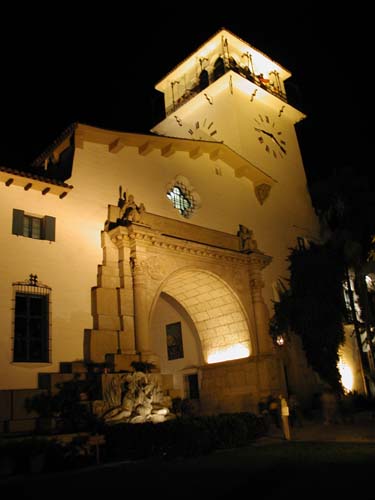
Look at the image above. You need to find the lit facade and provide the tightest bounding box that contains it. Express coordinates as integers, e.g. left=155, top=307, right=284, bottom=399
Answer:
left=0, top=29, right=364, bottom=427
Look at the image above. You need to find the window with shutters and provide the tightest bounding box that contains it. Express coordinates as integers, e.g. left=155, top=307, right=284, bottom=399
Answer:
left=12, top=275, right=51, bottom=363
left=12, top=209, right=56, bottom=241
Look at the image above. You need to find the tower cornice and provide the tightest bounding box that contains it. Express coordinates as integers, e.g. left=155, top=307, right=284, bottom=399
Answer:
left=155, top=28, right=291, bottom=93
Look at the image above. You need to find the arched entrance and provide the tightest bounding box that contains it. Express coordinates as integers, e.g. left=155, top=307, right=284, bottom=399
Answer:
left=150, top=268, right=252, bottom=405
left=86, top=206, right=285, bottom=414
left=151, top=268, right=251, bottom=365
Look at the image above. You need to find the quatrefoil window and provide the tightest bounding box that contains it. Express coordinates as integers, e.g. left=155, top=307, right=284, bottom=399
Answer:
left=167, top=186, right=192, bottom=217
left=166, top=176, right=201, bottom=218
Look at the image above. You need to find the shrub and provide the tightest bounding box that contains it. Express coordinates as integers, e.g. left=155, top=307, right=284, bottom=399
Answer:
left=25, top=375, right=102, bottom=434
left=44, top=436, right=96, bottom=471
left=104, top=411, right=265, bottom=462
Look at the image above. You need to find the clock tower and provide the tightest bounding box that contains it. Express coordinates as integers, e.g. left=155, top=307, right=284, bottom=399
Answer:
left=148, top=29, right=322, bottom=405
left=151, top=28, right=308, bottom=195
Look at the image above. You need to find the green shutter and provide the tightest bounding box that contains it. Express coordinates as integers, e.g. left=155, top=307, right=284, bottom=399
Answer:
left=12, top=209, right=24, bottom=235
left=44, top=216, right=56, bottom=241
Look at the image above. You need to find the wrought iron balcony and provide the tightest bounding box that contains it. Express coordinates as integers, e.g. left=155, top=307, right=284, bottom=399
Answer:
left=166, top=58, right=287, bottom=116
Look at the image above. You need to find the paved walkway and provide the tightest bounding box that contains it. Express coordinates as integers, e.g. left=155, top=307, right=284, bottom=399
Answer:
left=256, top=410, right=375, bottom=445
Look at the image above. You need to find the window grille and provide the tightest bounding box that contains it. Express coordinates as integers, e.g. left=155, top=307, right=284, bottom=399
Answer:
left=166, top=176, right=201, bottom=218
left=12, top=275, right=51, bottom=363
left=166, top=186, right=193, bottom=217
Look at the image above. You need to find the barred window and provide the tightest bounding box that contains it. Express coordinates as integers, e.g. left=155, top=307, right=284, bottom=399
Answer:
left=13, top=276, right=51, bottom=363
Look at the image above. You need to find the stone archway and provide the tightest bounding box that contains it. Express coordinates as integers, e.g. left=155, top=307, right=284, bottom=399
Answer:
left=149, top=267, right=254, bottom=409
left=85, top=205, right=286, bottom=413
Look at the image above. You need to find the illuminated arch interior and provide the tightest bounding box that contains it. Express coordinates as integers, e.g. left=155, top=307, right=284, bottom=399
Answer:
left=162, top=270, right=251, bottom=363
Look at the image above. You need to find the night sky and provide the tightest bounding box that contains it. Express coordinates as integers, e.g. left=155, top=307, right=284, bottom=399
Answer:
left=0, top=6, right=370, bottom=187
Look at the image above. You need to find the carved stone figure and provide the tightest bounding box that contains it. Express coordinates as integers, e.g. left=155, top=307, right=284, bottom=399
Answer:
left=103, top=373, right=124, bottom=408
left=118, top=185, right=127, bottom=211
left=237, top=224, right=258, bottom=253
left=117, top=186, right=146, bottom=225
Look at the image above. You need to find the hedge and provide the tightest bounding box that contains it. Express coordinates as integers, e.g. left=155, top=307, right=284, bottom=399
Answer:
left=104, top=412, right=266, bottom=461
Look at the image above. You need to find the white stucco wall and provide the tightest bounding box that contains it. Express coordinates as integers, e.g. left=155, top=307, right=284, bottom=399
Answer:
left=0, top=181, right=99, bottom=389
left=72, top=136, right=318, bottom=309
left=0, top=119, right=318, bottom=390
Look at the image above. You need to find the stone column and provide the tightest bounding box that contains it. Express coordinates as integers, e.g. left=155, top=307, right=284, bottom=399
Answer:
left=248, top=253, right=274, bottom=354
left=131, top=256, right=151, bottom=356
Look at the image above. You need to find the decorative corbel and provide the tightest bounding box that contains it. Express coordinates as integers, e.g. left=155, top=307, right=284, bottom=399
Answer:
left=254, top=183, right=271, bottom=205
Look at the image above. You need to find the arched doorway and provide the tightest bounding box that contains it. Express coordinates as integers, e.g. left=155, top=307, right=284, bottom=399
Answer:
left=150, top=268, right=252, bottom=403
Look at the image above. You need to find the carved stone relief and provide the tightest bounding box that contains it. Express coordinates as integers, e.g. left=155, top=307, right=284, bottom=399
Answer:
left=143, top=255, right=170, bottom=281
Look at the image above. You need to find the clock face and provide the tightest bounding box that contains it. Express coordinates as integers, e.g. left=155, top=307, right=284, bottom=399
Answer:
left=186, top=117, right=221, bottom=141
left=253, top=113, right=287, bottom=160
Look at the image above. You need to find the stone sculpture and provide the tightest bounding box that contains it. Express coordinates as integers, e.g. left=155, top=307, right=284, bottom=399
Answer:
left=117, top=186, right=146, bottom=224
left=237, top=224, right=258, bottom=252
left=98, top=372, right=173, bottom=424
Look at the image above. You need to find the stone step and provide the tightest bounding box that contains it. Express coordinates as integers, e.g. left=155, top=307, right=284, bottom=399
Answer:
left=105, top=353, right=140, bottom=372
left=59, top=361, right=88, bottom=374
left=38, top=373, right=87, bottom=394
left=6, top=418, right=37, bottom=434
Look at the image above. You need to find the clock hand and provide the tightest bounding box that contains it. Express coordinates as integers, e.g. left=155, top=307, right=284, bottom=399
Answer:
left=254, top=127, right=286, bottom=154
left=254, top=127, right=272, bottom=137
left=255, top=127, right=277, bottom=140
left=269, top=135, right=286, bottom=154
left=271, top=136, right=287, bottom=154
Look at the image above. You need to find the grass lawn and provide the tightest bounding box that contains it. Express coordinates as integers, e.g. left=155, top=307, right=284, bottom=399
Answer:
left=2, top=441, right=375, bottom=499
